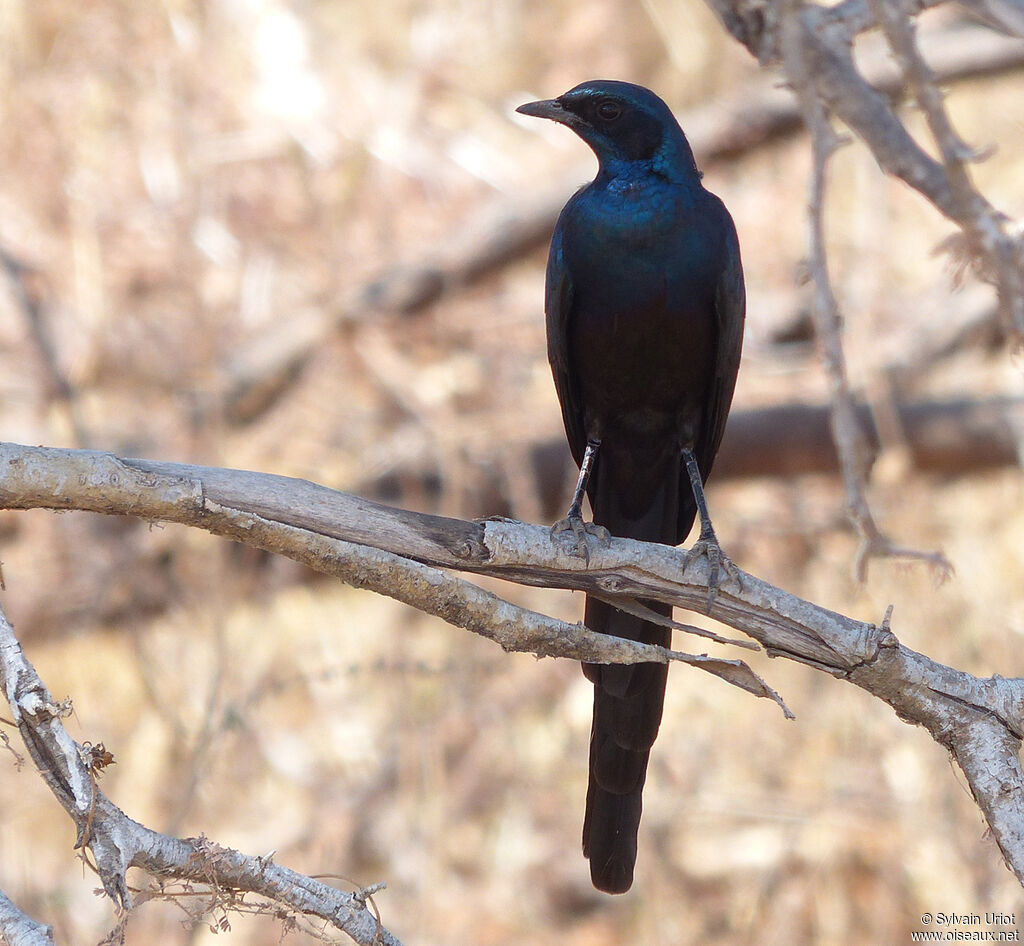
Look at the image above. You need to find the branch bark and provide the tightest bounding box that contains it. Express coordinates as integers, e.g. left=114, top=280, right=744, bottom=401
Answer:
left=2, top=441, right=1024, bottom=891
left=0, top=888, right=53, bottom=946
left=0, top=596, right=404, bottom=946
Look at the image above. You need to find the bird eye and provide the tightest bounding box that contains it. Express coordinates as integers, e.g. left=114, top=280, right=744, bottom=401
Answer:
left=596, top=100, right=621, bottom=121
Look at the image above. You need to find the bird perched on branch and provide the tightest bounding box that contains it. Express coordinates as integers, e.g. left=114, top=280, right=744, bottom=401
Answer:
left=517, top=80, right=745, bottom=894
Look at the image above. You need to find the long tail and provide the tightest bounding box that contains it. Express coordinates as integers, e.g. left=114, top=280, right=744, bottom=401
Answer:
left=581, top=444, right=695, bottom=893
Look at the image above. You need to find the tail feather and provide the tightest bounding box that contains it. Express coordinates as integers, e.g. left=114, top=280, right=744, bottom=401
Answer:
left=582, top=763, right=645, bottom=895
left=581, top=598, right=670, bottom=893
left=591, top=733, right=648, bottom=795
left=581, top=444, right=693, bottom=894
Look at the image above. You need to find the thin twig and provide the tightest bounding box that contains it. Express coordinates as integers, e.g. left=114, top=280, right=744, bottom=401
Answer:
left=0, top=247, right=88, bottom=447
left=868, top=0, right=1024, bottom=337
left=779, top=0, right=953, bottom=580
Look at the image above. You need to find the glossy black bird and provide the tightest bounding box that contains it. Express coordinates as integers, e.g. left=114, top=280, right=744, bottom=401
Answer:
left=517, top=80, right=745, bottom=894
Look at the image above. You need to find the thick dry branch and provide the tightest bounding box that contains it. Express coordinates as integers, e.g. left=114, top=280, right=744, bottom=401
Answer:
left=718, top=395, right=1024, bottom=479
left=0, top=600, right=403, bottom=946
left=2, top=442, right=1024, bottom=885
left=0, top=393, right=1015, bottom=649
left=363, top=395, right=1024, bottom=523
left=0, top=889, right=53, bottom=946
left=0, top=443, right=781, bottom=699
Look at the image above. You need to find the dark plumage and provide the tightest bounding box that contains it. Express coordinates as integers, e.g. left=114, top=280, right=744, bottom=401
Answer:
left=517, top=80, right=745, bottom=894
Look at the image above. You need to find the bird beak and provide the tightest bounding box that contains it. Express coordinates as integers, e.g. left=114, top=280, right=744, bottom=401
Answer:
left=516, top=98, right=577, bottom=127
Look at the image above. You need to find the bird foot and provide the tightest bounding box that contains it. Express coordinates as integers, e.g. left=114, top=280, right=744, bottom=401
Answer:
left=683, top=532, right=741, bottom=610
left=551, top=515, right=610, bottom=564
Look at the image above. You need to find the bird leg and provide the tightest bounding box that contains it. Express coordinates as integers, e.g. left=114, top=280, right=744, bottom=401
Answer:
left=682, top=447, right=740, bottom=609
left=551, top=439, right=610, bottom=562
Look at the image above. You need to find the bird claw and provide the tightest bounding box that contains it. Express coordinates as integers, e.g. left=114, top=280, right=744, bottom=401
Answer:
left=551, top=515, right=610, bottom=564
left=683, top=533, right=741, bottom=611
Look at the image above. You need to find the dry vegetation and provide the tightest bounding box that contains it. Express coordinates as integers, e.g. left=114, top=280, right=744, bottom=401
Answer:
left=1, top=1, right=1024, bottom=943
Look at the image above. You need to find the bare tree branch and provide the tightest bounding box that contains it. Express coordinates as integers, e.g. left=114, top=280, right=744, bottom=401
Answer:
left=703, top=0, right=1024, bottom=583
left=779, top=0, right=954, bottom=579
left=782, top=6, right=874, bottom=561
left=0, top=597, right=404, bottom=946
left=2, top=441, right=1024, bottom=888
left=0, top=248, right=87, bottom=447
left=359, top=394, right=1024, bottom=521
left=0, top=888, right=54, bottom=946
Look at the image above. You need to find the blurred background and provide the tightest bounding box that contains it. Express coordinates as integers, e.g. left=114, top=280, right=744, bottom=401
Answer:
left=1, top=1, right=1024, bottom=943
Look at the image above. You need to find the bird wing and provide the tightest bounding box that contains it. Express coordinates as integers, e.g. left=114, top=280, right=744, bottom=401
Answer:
left=700, top=210, right=746, bottom=477
left=545, top=222, right=588, bottom=469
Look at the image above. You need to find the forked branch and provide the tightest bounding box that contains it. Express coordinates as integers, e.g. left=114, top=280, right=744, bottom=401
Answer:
left=1, top=441, right=1024, bottom=900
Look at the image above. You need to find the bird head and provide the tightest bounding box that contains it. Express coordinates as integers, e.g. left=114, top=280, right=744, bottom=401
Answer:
left=516, top=80, right=700, bottom=183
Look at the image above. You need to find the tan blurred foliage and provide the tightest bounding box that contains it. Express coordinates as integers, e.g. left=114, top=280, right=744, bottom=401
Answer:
left=1, top=0, right=1024, bottom=943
